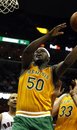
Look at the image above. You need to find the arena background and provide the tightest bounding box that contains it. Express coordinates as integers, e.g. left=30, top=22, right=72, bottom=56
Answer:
left=0, top=0, right=77, bottom=112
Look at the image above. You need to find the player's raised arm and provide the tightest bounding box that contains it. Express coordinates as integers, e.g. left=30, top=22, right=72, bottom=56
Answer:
left=54, top=45, right=77, bottom=80
left=22, top=23, right=67, bottom=70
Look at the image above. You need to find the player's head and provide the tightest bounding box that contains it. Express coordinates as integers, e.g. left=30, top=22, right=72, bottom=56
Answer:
left=8, top=93, right=17, bottom=109
left=33, top=47, right=50, bottom=65
left=63, top=79, right=77, bottom=93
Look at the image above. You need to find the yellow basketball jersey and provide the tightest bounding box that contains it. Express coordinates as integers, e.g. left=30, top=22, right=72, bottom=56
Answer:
left=16, top=65, right=55, bottom=117
left=55, top=94, right=77, bottom=130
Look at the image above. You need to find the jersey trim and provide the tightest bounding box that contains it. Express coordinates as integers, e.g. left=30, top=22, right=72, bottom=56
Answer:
left=16, top=110, right=51, bottom=117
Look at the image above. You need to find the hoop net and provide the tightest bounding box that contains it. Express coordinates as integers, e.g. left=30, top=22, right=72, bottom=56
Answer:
left=0, top=0, right=19, bottom=14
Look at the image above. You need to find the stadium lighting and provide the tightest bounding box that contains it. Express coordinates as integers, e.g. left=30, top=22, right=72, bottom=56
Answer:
left=65, top=47, right=73, bottom=52
left=0, top=36, right=30, bottom=45
left=50, top=44, right=60, bottom=50
left=36, top=27, right=48, bottom=34
left=0, top=93, right=11, bottom=99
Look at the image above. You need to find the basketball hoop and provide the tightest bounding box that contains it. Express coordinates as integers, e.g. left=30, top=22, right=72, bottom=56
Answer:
left=0, top=0, right=19, bottom=14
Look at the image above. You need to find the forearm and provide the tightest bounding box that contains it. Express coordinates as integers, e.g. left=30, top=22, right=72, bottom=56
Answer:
left=23, top=32, right=52, bottom=54
left=55, top=45, right=77, bottom=78
left=23, top=23, right=66, bottom=54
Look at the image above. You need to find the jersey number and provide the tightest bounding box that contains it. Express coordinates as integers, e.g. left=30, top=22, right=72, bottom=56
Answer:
left=59, top=106, right=73, bottom=117
left=27, top=77, right=44, bottom=91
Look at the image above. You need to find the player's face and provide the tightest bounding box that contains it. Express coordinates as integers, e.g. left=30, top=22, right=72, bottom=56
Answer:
left=33, top=48, right=50, bottom=64
left=8, top=93, right=17, bottom=108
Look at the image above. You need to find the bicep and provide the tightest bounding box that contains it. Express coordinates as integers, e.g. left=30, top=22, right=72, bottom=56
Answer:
left=52, top=99, right=60, bottom=117
left=52, top=94, right=67, bottom=116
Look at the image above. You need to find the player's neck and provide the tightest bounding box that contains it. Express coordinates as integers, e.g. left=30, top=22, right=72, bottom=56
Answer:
left=34, top=61, right=48, bottom=69
left=8, top=107, right=16, bottom=116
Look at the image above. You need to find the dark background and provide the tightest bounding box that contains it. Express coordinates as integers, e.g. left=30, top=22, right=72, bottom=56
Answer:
left=0, top=0, right=77, bottom=40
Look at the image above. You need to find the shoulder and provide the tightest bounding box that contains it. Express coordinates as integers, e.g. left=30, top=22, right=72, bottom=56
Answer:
left=21, top=62, right=34, bottom=73
left=57, top=93, right=68, bottom=103
left=59, top=93, right=68, bottom=100
left=1, top=112, right=8, bottom=116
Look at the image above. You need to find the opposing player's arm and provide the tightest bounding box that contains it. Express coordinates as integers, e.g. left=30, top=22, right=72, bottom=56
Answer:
left=52, top=94, right=67, bottom=117
left=21, top=23, right=66, bottom=70
left=54, top=45, right=77, bottom=80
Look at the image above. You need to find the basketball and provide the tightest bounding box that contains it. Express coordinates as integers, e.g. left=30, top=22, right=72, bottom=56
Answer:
left=70, top=12, right=77, bottom=32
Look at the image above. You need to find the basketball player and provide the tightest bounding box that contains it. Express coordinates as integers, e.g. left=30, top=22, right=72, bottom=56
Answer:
left=52, top=79, right=77, bottom=130
left=0, top=93, right=17, bottom=130
left=12, top=23, right=77, bottom=130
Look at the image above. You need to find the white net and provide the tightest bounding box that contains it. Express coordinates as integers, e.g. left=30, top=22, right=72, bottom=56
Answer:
left=0, top=0, right=19, bottom=14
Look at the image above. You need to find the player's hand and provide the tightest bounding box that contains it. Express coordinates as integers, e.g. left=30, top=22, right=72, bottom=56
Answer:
left=49, top=23, right=67, bottom=37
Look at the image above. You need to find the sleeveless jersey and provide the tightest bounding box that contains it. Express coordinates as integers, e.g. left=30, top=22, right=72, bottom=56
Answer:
left=55, top=94, right=77, bottom=130
left=16, top=65, right=55, bottom=117
left=1, top=112, right=14, bottom=130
